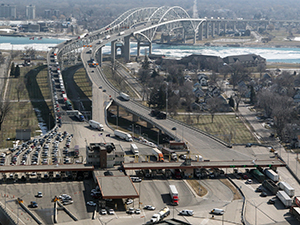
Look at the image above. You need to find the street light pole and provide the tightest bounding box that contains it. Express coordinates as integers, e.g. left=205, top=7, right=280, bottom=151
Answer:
left=166, top=82, right=168, bottom=119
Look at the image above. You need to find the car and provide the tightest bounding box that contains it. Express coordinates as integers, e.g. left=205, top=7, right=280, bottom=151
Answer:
left=87, top=201, right=96, bottom=206
left=63, top=200, right=73, bottom=205
left=103, top=89, right=106, bottom=92
left=135, top=209, right=141, bottom=214
left=260, top=192, right=267, bottom=197
left=37, top=192, right=43, bottom=198
left=144, top=205, right=155, bottom=210
left=131, top=177, right=142, bottom=182
left=100, top=209, right=107, bottom=215
left=246, top=179, right=253, bottom=184
left=255, top=186, right=263, bottom=192
left=127, top=207, right=135, bottom=214
left=245, top=143, right=252, bottom=147
left=179, top=209, right=194, bottom=216
left=104, top=171, right=113, bottom=176
left=268, top=198, right=276, bottom=204
left=108, top=209, right=115, bottom=215
left=179, top=154, right=187, bottom=160
left=126, top=199, right=133, bottom=205
left=99, top=86, right=102, bottom=89
left=30, top=201, right=38, bottom=208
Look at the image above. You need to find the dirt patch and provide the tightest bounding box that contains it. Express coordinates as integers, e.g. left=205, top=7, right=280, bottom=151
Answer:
left=220, top=178, right=242, bottom=200
left=186, top=179, right=208, bottom=197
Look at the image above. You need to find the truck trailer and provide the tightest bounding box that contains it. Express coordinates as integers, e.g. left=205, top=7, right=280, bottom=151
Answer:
left=250, top=169, right=266, bottom=183
left=278, top=181, right=295, bottom=197
left=169, top=185, right=179, bottom=205
left=88, top=120, right=104, bottom=131
left=264, top=169, right=279, bottom=182
left=130, top=143, right=139, bottom=155
left=152, top=148, right=164, bottom=162
left=114, top=129, right=133, bottom=142
left=290, top=207, right=300, bottom=222
left=120, top=92, right=130, bottom=101
left=262, top=179, right=279, bottom=195
left=277, top=190, right=292, bottom=208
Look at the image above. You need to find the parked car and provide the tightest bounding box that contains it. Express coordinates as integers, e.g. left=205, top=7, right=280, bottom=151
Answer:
left=144, top=205, right=155, bottom=210
left=108, top=209, right=115, bottom=215
left=100, top=209, right=107, bottom=215
left=135, top=209, right=141, bottom=214
left=36, top=192, right=43, bottom=198
left=87, top=201, right=96, bottom=206
left=179, top=209, right=194, bottom=216
left=126, top=199, right=133, bottom=205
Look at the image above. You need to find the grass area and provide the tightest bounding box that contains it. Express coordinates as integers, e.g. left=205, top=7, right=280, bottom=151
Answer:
left=186, top=179, right=208, bottom=197
left=0, top=65, right=54, bottom=148
left=102, top=64, right=138, bottom=98
left=173, top=114, right=257, bottom=144
left=73, top=67, right=92, bottom=99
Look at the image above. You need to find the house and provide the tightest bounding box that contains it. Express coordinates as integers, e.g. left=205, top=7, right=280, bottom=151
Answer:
left=197, top=74, right=208, bottom=86
left=193, top=87, right=205, bottom=98
left=223, top=54, right=266, bottom=67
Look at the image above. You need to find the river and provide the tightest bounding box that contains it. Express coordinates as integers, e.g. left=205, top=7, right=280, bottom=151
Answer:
left=1, top=36, right=300, bottom=63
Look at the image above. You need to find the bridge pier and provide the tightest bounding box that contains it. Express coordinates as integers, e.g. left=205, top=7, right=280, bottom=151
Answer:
left=96, top=47, right=103, bottom=66
left=212, top=21, right=215, bottom=38
left=198, top=23, right=203, bottom=41
left=217, top=22, right=220, bottom=36
left=233, top=21, right=236, bottom=32
left=137, top=41, right=140, bottom=57
left=205, top=21, right=209, bottom=39
left=111, top=40, right=116, bottom=64
left=132, top=114, right=139, bottom=122
left=124, top=36, right=131, bottom=62
left=148, top=42, right=152, bottom=55
left=223, top=21, right=227, bottom=36
left=146, top=122, right=153, bottom=128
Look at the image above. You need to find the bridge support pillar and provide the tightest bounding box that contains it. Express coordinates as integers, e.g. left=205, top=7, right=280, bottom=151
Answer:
left=183, top=29, right=186, bottom=43
left=224, top=22, right=227, bottom=36
left=205, top=21, right=209, bottom=39
left=137, top=41, right=140, bottom=57
left=96, top=47, right=103, bottom=66
left=146, top=122, right=153, bottom=128
left=198, top=23, right=203, bottom=40
left=148, top=42, right=152, bottom=55
left=233, top=22, right=236, bottom=32
left=132, top=114, right=139, bottom=122
left=111, top=40, right=116, bottom=64
left=212, top=21, right=215, bottom=38
left=217, top=22, right=220, bottom=36
left=117, top=105, right=119, bottom=118
left=124, top=36, right=130, bottom=62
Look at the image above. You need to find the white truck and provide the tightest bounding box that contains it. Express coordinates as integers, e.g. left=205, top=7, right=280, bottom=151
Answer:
left=277, top=190, right=292, bottom=208
left=119, top=31, right=125, bottom=36
left=264, top=169, right=279, bottom=182
left=150, top=206, right=170, bottom=223
left=105, top=35, right=110, bottom=40
left=114, top=129, right=133, bottom=142
left=120, top=92, right=130, bottom=101
left=130, top=143, right=139, bottom=155
left=278, top=181, right=295, bottom=197
left=169, top=185, right=179, bottom=205
left=88, top=120, right=104, bottom=131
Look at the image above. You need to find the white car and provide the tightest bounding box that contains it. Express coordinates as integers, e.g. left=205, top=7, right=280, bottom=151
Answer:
left=135, top=209, right=141, bottom=214
left=100, top=209, right=107, bottom=215
left=63, top=200, right=73, bottom=205
left=37, top=192, right=43, bottom=198
left=107, top=209, right=115, bottom=215
left=179, top=209, right=194, bottom=216
left=144, top=205, right=155, bottom=210
left=126, top=199, right=133, bottom=205
left=87, top=201, right=96, bottom=206
left=246, top=179, right=253, bottom=184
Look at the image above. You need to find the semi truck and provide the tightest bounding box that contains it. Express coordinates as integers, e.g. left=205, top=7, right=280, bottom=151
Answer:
left=290, top=207, right=300, bottom=222
left=161, top=147, right=177, bottom=161
left=152, top=148, right=164, bottom=162
left=262, top=179, right=279, bottom=195
left=114, top=129, right=133, bottom=142
left=277, top=190, right=292, bottom=208
left=250, top=169, right=266, bottom=183
left=264, top=169, right=279, bottom=182
left=88, top=120, right=104, bottom=131
left=150, top=206, right=170, bottom=223
left=293, top=196, right=300, bottom=207
left=120, top=92, right=130, bottom=101
left=130, top=143, right=139, bottom=155
left=278, top=181, right=295, bottom=197
left=169, top=185, right=179, bottom=205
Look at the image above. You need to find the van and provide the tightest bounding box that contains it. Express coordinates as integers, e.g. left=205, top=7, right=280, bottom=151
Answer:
left=211, top=208, right=224, bottom=215
left=88, top=120, right=104, bottom=131
left=130, top=144, right=139, bottom=155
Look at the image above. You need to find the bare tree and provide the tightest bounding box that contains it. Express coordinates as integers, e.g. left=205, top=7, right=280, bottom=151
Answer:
left=16, top=83, right=25, bottom=102
left=0, top=101, right=11, bottom=131
left=206, top=96, right=224, bottom=123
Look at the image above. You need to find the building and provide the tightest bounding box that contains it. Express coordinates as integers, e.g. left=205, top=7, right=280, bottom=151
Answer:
left=16, top=129, right=31, bottom=140
left=53, top=10, right=60, bottom=18
left=0, top=4, right=16, bottom=19
left=21, top=24, right=40, bottom=33
left=44, top=10, right=51, bottom=19
left=25, top=5, right=35, bottom=20
left=223, top=54, right=266, bottom=67
left=86, top=143, right=124, bottom=168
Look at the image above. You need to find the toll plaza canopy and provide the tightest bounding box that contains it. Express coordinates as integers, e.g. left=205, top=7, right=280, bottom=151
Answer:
left=122, top=159, right=286, bottom=170
left=94, top=170, right=139, bottom=199
left=0, top=164, right=94, bottom=173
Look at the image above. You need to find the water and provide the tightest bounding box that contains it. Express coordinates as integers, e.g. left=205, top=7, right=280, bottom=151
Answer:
left=1, top=36, right=300, bottom=63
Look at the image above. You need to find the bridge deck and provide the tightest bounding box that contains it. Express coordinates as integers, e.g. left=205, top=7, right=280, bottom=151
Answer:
left=123, top=159, right=286, bottom=170
left=0, top=164, right=94, bottom=173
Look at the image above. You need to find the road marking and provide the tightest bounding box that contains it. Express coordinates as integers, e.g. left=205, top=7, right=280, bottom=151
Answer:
left=200, top=218, right=210, bottom=224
